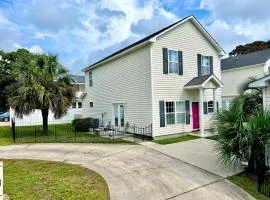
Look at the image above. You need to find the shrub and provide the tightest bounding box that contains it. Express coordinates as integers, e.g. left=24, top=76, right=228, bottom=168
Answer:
left=72, top=118, right=99, bottom=132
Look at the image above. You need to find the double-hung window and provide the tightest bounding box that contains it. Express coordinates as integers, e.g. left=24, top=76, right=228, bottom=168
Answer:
left=168, top=50, right=179, bottom=74
left=207, top=101, right=214, bottom=113
left=89, top=72, right=93, bottom=87
left=201, top=55, right=210, bottom=76
left=72, top=102, right=76, bottom=108
left=165, top=101, right=186, bottom=125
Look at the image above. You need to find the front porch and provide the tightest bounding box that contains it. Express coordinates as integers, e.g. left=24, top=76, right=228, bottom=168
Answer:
left=184, top=74, right=223, bottom=136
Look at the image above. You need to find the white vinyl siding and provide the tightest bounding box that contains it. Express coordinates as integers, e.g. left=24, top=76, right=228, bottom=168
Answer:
left=264, top=87, right=270, bottom=108
left=83, top=45, right=152, bottom=127
left=151, top=20, right=222, bottom=137
left=221, top=64, right=264, bottom=98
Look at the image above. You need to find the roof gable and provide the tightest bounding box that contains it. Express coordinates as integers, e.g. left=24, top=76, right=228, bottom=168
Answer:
left=83, top=15, right=224, bottom=72
left=70, top=75, right=85, bottom=83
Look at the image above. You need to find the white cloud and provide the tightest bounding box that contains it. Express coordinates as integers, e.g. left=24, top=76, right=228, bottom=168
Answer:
left=201, top=0, right=270, bottom=53
left=13, top=44, right=44, bottom=54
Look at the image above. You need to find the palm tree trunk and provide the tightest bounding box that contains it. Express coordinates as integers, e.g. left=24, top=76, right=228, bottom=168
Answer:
left=247, top=152, right=255, bottom=173
left=41, top=108, right=49, bottom=135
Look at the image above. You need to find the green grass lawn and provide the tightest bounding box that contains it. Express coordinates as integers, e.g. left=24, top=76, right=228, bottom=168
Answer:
left=0, top=124, right=133, bottom=145
left=3, top=159, right=109, bottom=200
left=153, top=135, right=200, bottom=145
left=228, top=173, right=269, bottom=200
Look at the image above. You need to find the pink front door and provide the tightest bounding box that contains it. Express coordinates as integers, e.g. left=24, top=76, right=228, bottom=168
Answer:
left=192, top=102, right=200, bottom=129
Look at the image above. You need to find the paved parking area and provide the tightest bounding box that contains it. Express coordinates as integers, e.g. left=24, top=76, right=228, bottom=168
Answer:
left=0, top=142, right=252, bottom=200
left=0, top=122, right=9, bottom=126
left=145, top=138, right=244, bottom=178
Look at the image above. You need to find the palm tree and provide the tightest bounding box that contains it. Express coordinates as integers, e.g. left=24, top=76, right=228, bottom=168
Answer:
left=214, top=102, right=270, bottom=175
left=233, top=77, right=263, bottom=118
left=246, top=110, right=270, bottom=189
left=214, top=100, right=248, bottom=167
left=8, top=52, right=75, bottom=134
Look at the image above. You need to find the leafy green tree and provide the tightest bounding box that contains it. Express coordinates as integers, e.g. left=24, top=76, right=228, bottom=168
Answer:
left=229, top=40, right=270, bottom=56
left=7, top=51, right=75, bottom=134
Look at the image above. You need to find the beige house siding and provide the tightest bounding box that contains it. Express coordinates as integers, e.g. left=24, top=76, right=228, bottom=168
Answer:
left=265, top=86, right=270, bottom=108
left=83, top=45, right=152, bottom=127
left=151, top=20, right=222, bottom=137
left=221, top=64, right=265, bottom=100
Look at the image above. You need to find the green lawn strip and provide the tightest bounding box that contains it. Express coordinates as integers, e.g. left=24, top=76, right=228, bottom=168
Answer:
left=3, top=159, right=109, bottom=200
left=228, top=173, right=269, bottom=200
left=153, top=135, right=200, bottom=145
left=0, top=124, right=134, bottom=145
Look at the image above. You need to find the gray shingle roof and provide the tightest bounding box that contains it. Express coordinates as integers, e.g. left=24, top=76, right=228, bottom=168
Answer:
left=70, top=75, right=85, bottom=83
left=221, top=48, right=270, bottom=71
left=184, top=75, right=212, bottom=86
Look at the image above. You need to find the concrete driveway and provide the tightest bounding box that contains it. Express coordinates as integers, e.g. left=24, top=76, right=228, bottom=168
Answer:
left=145, top=138, right=244, bottom=178
left=0, top=142, right=253, bottom=200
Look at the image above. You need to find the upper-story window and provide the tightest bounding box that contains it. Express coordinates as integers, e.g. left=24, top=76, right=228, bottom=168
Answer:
left=89, top=72, right=93, bottom=87
left=168, top=49, right=179, bottom=74
left=201, top=55, right=210, bottom=76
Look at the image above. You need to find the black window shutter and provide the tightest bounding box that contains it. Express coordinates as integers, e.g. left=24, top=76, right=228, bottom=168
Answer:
left=178, top=51, right=183, bottom=75
left=216, top=101, right=219, bottom=112
left=185, top=100, right=190, bottom=124
left=209, top=56, right=213, bottom=74
left=197, top=54, right=202, bottom=76
left=159, top=101, right=165, bottom=127
left=163, top=48, right=168, bottom=74
left=203, top=102, right=208, bottom=114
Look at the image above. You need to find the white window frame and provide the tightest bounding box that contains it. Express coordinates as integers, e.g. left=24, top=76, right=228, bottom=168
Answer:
left=89, top=71, right=93, bottom=87
left=207, top=101, right=214, bottom=113
left=72, top=102, right=77, bottom=108
left=165, top=101, right=186, bottom=126
left=201, top=55, right=210, bottom=76
left=167, top=49, right=179, bottom=75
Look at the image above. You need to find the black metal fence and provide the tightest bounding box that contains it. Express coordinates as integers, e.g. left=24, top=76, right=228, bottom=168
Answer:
left=258, top=154, right=270, bottom=197
left=11, top=118, right=152, bottom=144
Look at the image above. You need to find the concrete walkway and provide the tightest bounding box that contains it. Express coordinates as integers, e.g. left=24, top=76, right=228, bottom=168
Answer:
left=0, top=142, right=253, bottom=200
left=144, top=138, right=244, bottom=178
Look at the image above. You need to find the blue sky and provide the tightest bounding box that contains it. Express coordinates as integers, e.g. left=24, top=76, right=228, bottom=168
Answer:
left=0, top=0, right=269, bottom=75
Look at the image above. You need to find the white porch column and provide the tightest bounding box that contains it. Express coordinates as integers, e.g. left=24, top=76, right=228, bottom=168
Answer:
left=263, top=87, right=266, bottom=109
left=213, top=88, right=217, bottom=112
left=199, top=88, right=204, bottom=135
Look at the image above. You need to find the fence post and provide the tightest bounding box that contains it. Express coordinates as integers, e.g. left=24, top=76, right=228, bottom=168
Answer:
left=113, top=127, right=115, bottom=142
left=11, top=118, right=16, bottom=143
left=75, top=129, right=77, bottom=143
left=35, top=125, right=37, bottom=142
left=133, top=124, right=136, bottom=143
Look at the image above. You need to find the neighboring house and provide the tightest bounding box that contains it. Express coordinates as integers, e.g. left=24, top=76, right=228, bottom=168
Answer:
left=221, top=49, right=270, bottom=110
left=249, top=73, right=270, bottom=109
left=82, top=16, right=225, bottom=137
left=10, top=74, right=85, bottom=126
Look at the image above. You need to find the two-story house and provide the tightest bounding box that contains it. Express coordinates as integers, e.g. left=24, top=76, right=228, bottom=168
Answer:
left=82, top=16, right=225, bottom=138
left=10, top=74, right=85, bottom=125
left=221, top=49, right=270, bottom=110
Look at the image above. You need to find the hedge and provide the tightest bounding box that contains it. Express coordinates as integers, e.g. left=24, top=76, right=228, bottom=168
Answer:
left=72, top=118, right=99, bottom=132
